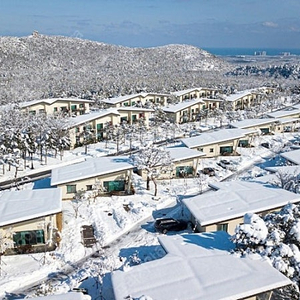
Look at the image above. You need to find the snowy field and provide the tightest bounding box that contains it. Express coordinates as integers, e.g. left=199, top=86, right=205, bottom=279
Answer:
left=0, top=129, right=298, bottom=299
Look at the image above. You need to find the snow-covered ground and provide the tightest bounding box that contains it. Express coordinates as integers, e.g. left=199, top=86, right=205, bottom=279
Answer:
left=0, top=129, right=297, bottom=299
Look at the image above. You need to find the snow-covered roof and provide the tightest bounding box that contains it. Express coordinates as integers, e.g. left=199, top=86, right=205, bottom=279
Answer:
left=0, top=188, right=62, bottom=227
left=171, top=87, right=202, bottom=97
left=112, top=231, right=291, bottom=300
left=280, top=149, right=300, bottom=165
left=101, top=92, right=169, bottom=105
left=167, top=146, right=205, bottom=161
left=223, top=90, right=252, bottom=102
left=292, top=103, right=300, bottom=110
left=162, top=98, right=204, bottom=113
left=116, top=107, right=154, bottom=112
left=202, top=97, right=223, bottom=102
left=183, top=181, right=300, bottom=226
left=24, top=292, right=88, bottom=300
left=266, top=109, right=300, bottom=118
left=181, top=128, right=256, bottom=148
left=230, top=118, right=278, bottom=129
left=265, top=165, right=300, bottom=175
left=19, top=98, right=94, bottom=108
left=68, top=108, right=120, bottom=127
left=276, top=117, right=300, bottom=124
left=51, top=156, right=134, bottom=186
left=101, top=93, right=142, bottom=104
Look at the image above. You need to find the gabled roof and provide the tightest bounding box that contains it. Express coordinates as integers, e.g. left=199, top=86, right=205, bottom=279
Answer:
left=101, top=92, right=169, bottom=105
left=68, top=108, right=120, bottom=127
left=51, top=156, right=134, bottom=186
left=171, top=87, right=203, bottom=97
left=116, top=107, right=154, bottom=112
left=223, top=90, right=252, bottom=102
left=0, top=188, right=62, bottom=226
left=265, top=165, right=300, bottom=175
left=266, top=109, right=300, bottom=118
left=112, top=231, right=291, bottom=300
left=101, top=93, right=142, bottom=104
left=230, top=118, right=278, bottom=129
left=162, top=98, right=204, bottom=113
left=181, top=128, right=256, bottom=148
left=280, top=148, right=300, bottom=165
left=183, top=181, right=300, bottom=226
left=167, top=146, right=205, bottom=161
left=19, top=98, right=94, bottom=108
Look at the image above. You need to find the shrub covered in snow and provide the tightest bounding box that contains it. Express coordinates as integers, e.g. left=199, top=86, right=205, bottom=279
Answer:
left=232, top=204, right=300, bottom=298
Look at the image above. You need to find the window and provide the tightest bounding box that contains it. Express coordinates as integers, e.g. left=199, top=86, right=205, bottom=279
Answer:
left=71, top=105, right=77, bottom=111
left=132, top=115, right=137, bottom=121
left=86, top=185, right=93, bottom=191
left=217, top=223, right=228, bottom=232
left=13, top=230, right=45, bottom=246
left=53, top=107, right=58, bottom=112
left=79, top=103, right=84, bottom=108
left=209, top=148, right=214, bottom=153
left=67, top=185, right=76, bottom=194
left=97, top=123, right=103, bottom=131
left=103, top=180, right=125, bottom=192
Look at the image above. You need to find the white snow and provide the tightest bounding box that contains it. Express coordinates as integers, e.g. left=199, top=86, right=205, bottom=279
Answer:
left=229, top=118, right=278, bottom=129
left=51, top=156, right=134, bottom=186
left=184, top=181, right=300, bottom=226
left=25, top=292, right=89, bottom=300
left=0, top=121, right=297, bottom=299
left=181, top=128, right=257, bottom=148
left=280, top=148, right=300, bottom=165
left=112, top=231, right=291, bottom=300
left=163, top=98, right=204, bottom=113
left=0, top=188, right=61, bottom=226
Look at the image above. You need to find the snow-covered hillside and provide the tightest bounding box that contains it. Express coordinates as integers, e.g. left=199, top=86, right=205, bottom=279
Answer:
left=0, top=34, right=229, bottom=104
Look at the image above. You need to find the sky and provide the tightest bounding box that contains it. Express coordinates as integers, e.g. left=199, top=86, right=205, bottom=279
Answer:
left=1, top=0, right=300, bottom=50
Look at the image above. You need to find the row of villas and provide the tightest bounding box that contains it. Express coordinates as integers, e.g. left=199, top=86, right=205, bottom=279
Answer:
left=11, top=86, right=280, bottom=148
left=2, top=136, right=300, bottom=299
left=2, top=142, right=300, bottom=254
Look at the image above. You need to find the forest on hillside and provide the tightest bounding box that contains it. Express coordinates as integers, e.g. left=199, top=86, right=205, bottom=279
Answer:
left=1, top=33, right=300, bottom=104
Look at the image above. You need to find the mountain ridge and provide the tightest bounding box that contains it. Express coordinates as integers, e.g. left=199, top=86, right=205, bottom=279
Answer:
left=0, top=34, right=231, bottom=103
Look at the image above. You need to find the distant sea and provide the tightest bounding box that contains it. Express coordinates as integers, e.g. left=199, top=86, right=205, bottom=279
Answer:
left=202, top=48, right=300, bottom=57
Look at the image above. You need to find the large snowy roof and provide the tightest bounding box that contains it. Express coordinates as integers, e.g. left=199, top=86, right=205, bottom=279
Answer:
left=19, top=98, right=94, bottom=108
left=266, top=109, right=300, bottom=118
left=0, top=188, right=62, bottom=226
left=163, top=98, right=204, bottom=113
left=68, top=108, right=120, bottom=127
left=230, top=118, right=278, bottom=129
left=51, top=156, right=134, bottom=186
left=181, top=128, right=256, bottom=148
left=167, top=146, right=205, bottom=161
left=183, top=181, right=300, bottom=226
left=112, top=231, right=291, bottom=300
left=280, top=148, right=300, bottom=165
left=24, top=292, right=88, bottom=300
